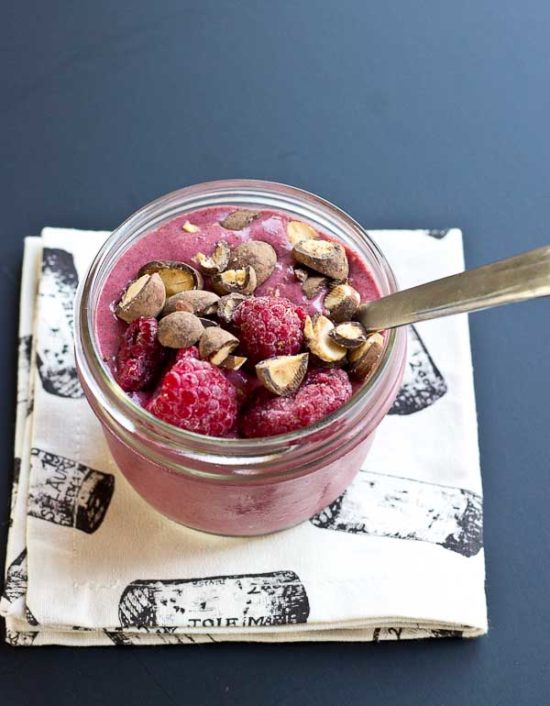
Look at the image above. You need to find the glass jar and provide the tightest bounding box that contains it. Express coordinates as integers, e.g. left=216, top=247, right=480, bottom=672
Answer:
left=74, top=180, right=407, bottom=536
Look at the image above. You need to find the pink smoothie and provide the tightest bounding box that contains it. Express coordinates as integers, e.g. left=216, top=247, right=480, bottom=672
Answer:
left=84, top=203, right=405, bottom=535
left=96, top=206, right=380, bottom=432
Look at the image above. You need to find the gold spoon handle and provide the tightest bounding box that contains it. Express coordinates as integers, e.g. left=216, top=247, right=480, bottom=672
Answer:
left=355, top=244, right=550, bottom=331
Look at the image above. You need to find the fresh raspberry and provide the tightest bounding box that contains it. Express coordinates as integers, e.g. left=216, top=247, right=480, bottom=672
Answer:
left=233, top=296, right=305, bottom=363
left=240, top=367, right=352, bottom=438
left=115, top=317, right=166, bottom=392
left=175, top=346, right=199, bottom=362
left=147, top=355, right=238, bottom=436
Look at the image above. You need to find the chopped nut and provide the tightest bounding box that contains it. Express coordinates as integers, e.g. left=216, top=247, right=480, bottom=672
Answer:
left=138, top=260, right=203, bottom=297
left=182, top=221, right=200, bottom=233
left=293, top=267, right=309, bottom=283
left=211, top=266, right=257, bottom=295
left=255, top=353, right=309, bottom=396
left=157, top=312, right=204, bottom=348
left=302, top=275, right=328, bottom=300
left=199, top=327, right=239, bottom=365
left=194, top=241, right=231, bottom=275
left=220, top=355, right=247, bottom=371
left=228, top=240, right=277, bottom=285
left=292, top=239, right=349, bottom=281
left=115, top=273, right=166, bottom=323
left=217, top=293, right=248, bottom=323
left=348, top=333, right=385, bottom=380
left=303, top=315, right=347, bottom=363
left=329, top=321, right=368, bottom=349
left=163, top=290, right=220, bottom=317
left=220, top=209, right=260, bottom=230
left=286, top=221, right=319, bottom=246
left=323, top=283, right=361, bottom=322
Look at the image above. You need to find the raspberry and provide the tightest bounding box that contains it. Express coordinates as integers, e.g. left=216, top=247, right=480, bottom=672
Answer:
left=175, top=346, right=199, bottom=362
left=233, top=296, right=305, bottom=363
left=147, top=355, right=238, bottom=436
left=115, top=317, right=165, bottom=392
left=240, top=367, right=352, bottom=438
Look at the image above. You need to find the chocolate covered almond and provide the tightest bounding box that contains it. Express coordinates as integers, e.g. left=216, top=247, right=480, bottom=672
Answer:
left=303, top=315, right=347, bottom=363
left=323, top=283, right=361, bottom=322
left=220, top=209, right=260, bottom=230
left=139, top=260, right=203, bottom=297
left=329, top=321, right=368, bottom=349
left=157, top=312, right=204, bottom=348
left=301, top=275, right=328, bottom=299
left=217, top=293, right=249, bottom=323
left=212, top=266, right=257, bottom=295
left=292, top=239, right=349, bottom=281
left=195, top=241, right=231, bottom=275
left=348, top=332, right=384, bottom=380
left=199, top=327, right=239, bottom=365
left=255, top=353, right=309, bottom=396
left=286, top=220, right=319, bottom=246
left=228, top=240, right=277, bottom=285
left=115, top=273, right=166, bottom=323
left=163, top=290, right=220, bottom=317
left=220, top=354, right=248, bottom=371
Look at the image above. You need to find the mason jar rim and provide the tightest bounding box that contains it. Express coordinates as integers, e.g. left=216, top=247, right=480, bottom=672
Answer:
left=74, top=179, right=406, bottom=474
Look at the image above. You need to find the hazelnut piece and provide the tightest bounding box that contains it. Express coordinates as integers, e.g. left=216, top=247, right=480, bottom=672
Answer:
left=182, top=221, right=200, bottom=233
left=138, top=261, right=203, bottom=297
left=199, top=327, right=240, bottom=365
left=255, top=353, right=309, bottom=396
left=323, top=283, right=361, bottom=323
left=163, top=290, right=220, bottom=317
left=195, top=241, right=231, bottom=275
left=301, top=275, right=328, bottom=300
left=217, top=293, right=248, bottom=323
left=157, top=312, right=204, bottom=348
left=228, top=240, right=277, bottom=285
left=303, top=315, right=347, bottom=363
left=115, top=273, right=166, bottom=323
left=220, top=355, right=248, bottom=371
left=211, top=266, right=257, bottom=295
left=292, top=239, right=349, bottom=281
left=286, top=221, right=319, bottom=247
left=329, top=321, right=368, bottom=349
left=293, top=267, right=309, bottom=283
left=220, top=210, right=260, bottom=230
left=348, top=333, right=385, bottom=380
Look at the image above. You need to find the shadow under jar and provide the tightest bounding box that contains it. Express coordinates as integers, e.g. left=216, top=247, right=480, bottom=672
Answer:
left=74, top=180, right=407, bottom=536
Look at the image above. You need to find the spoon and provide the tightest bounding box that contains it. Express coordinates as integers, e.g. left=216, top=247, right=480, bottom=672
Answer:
left=355, top=244, right=550, bottom=332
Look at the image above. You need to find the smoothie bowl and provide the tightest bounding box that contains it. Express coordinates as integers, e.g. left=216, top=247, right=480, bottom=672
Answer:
left=74, top=180, right=407, bottom=535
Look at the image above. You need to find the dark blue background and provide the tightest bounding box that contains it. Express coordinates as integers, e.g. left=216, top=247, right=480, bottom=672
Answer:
left=1, top=1, right=549, bottom=704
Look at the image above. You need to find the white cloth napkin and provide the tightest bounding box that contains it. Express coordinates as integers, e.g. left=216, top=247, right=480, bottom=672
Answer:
left=1, top=227, right=487, bottom=646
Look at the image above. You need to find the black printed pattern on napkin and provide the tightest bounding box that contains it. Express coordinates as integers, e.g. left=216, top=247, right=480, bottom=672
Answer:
left=118, top=571, right=310, bottom=630
left=17, top=335, right=33, bottom=415
left=9, top=458, right=22, bottom=526
left=3, top=550, right=28, bottom=604
left=372, top=627, right=463, bottom=641
left=2, top=550, right=39, bottom=626
left=389, top=326, right=448, bottom=415
left=310, top=471, right=482, bottom=557
left=104, top=629, right=213, bottom=646
left=5, top=629, right=38, bottom=647
left=36, top=248, right=83, bottom=399
left=28, top=448, right=115, bottom=534
left=425, top=229, right=451, bottom=239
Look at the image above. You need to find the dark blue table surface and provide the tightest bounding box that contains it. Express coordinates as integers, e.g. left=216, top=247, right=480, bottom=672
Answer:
left=2, top=1, right=549, bottom=704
